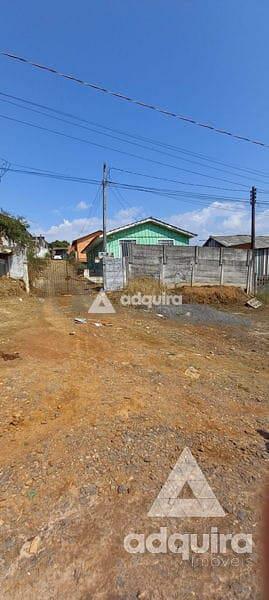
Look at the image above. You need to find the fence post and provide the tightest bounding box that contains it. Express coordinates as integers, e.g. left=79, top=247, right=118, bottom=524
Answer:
left=190, top=263, right=194, bottom=286
left=246, top=250, right=253, bottom=295
left=160, top=245, right=166, bottom=285
left=219, top=248, right=224, bottom=285
left=102, top=257, right=107, bottom=291
left=122, top=255, right=128, bottom=287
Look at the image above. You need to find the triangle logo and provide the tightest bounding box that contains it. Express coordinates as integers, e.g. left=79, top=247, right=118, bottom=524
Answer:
left=148, top=447, right=225, bottom=518
left=88, top=291, right=116, bottom=314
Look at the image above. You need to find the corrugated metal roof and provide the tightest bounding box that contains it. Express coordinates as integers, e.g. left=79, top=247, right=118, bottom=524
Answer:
left=71, top=230, right=102, bottom=246
left=206, top=235, right=269, bottom=248
left=107, top=217, right=197, bottom=238
left=82, top=217, right=197, bottom=253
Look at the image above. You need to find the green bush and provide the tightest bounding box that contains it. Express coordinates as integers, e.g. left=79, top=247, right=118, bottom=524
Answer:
left=0, top=210, right=32, bottom=248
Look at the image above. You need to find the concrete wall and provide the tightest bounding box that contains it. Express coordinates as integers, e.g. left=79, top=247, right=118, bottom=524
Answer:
left=103, top=245, right=253, bottom=291
left=103, top=257, right=124, bottom=291
left=8, top=248, right=29, bottom=292
left=0, top=235, right=29, bottom=292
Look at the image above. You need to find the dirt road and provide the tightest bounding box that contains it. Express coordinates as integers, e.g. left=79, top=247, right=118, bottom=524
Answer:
left=0, top=295, right=268, bottom=599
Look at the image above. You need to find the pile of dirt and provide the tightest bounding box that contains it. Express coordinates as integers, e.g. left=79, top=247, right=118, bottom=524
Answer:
left=110, top=276, right=167, bottom=306
left=179, top=285, right=249, bottom=305
left=124, top=276, right=167, bottom=295
left=0, top=277, right=26, bottom=298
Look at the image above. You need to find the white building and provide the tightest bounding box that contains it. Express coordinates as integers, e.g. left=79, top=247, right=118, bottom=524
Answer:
left=0, top=235, right=29, bottom=292
left=32, top=235, right=50, bottom=258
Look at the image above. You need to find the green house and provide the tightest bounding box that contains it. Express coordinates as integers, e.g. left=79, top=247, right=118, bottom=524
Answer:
left=83, top=217, right=196, bottom=272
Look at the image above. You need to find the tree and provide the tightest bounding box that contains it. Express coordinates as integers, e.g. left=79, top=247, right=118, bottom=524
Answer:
left=49, top=240, right=69, bottom=249
left=0, top=210, right=32, bottom=248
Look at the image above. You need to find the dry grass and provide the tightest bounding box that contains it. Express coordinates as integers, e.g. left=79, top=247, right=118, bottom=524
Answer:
left=123, top=276, right=167, bottom=295
left=178, top=285, right=249, bottom=305
left=108, top=276, right=167, bottom=306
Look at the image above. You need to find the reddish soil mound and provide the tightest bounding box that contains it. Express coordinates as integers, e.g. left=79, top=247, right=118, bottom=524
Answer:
left=179, top=285, right=248, bottom=305
left=0, top=277, right=26, bottom=297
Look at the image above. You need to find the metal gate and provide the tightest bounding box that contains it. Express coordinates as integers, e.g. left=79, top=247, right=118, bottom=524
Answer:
left=33, top=260, right=93, bottom=296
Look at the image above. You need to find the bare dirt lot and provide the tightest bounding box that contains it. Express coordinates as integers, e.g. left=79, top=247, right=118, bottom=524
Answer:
left=0, top=293, right=268, bottom=599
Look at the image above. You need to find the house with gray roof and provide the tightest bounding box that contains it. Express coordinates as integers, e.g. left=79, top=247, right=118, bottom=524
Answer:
left=204, top=234, right=269, bottom=249
left=204, top=235, right=269, bottom=278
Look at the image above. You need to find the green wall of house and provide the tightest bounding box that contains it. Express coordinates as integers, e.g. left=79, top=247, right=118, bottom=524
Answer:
left=86, top=221, right=190, bottom=270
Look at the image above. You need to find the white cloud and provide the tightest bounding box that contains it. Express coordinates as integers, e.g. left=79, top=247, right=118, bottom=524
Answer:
left=114, top=206, right=144, bottom=223
left=44, top=217, right=101, bottom=242
left=169, top=201, right=269, bottom=243
left=76, top=201, right=90, bottom=211
left=41, top=201, right=269, bottom=245
left=43, top=206, right=143, bottom=241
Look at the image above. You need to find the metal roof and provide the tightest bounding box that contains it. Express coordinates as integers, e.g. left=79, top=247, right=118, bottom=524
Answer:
left=82, top=217, right=196, bottom=253
left=206, top=235, right=269, bottom=249
left=107, top=216, right=196, bottom=238
left=71, top=230, right=102, bottom=246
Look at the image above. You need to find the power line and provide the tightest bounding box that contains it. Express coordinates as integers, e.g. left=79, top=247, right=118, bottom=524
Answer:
left=79, top=184, right=102, bottom=234
left=110, top=167, right=249, bottom=193
left=1, top=50, right=269, bottom=149
left=9, top=167, right=100, bottom=185
left=109, top=180, right=248, bottom=202
left=3, top=152, right=269, bottom=206
left=1, top=95, right=268, bottom=185
left=110, top=183, right=248, bottom=212
left=109, top=181, right=248, bottom=203
left=0, top=112, right=256, bottom=189
left=0, top=158, right=10, bottom=180
left=7, top=166, right=251, bottom=205
left=117, top=188, right=136, bottom=211
left=111, top=186, right=127, bottom=214
left=1, top=91, right=269, bottom=180
left=5, top=162, right=269, bottom=206
left=110, top=179, right=269, bottom=207
left=4, top=160, right=269, bottom=213
left=112, top=183, right=135, bottom=212
left=2, top=159, right=254, bottom=210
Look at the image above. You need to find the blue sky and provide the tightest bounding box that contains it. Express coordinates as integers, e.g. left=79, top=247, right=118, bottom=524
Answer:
left=1, top=0, right=269, bottom=242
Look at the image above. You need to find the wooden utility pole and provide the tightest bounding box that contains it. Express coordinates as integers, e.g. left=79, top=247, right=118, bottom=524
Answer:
left=102, top=163, right=108, bottom=254
left=250, top=186, right=257, bottom=292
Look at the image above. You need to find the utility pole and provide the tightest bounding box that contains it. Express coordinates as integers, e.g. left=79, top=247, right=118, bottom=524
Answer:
left=102, top=163, right=108, bottom=254
left=250, top=186, right=257, bottom=293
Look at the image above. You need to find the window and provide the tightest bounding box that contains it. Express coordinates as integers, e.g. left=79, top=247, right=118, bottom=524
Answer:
left=120, top=239, right=136, bottom=257
left=120, top=239, right=137, bottom=244
left=157, top=239, right=174, bottom=246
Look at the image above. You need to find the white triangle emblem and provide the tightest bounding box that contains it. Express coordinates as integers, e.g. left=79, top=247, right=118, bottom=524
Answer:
left=148, top=447, right=225, bottom=518
left=88, top=291, right=116, bottom=314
